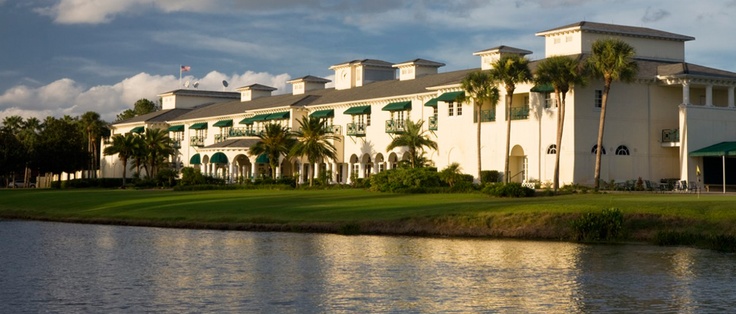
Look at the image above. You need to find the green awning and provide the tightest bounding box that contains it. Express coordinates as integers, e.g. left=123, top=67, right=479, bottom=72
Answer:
left=382, top=101, right=412, bottom=111
left=344, top=105, right=371, bottom=115
left=189, top=122, right=208, bottom=130
left=167, top=125, right=184, bottom=132
left=436, top=91, right=464, bottom=102
left=256, top=153, right=269, bottom=163
left=130, top=126, right=144, bottom=134
left=250, top=113, right=272, bottom=122
left=190, top=153, right=201, bottom=165
left=213, top=119, right=233, bottom=127
left=239, top=117, right=254, bottom=125
left=310, top=109, right=335, bottom=118
left=531, top=84, right=555, bottom=93
left=267, top=111, right=290, bottom=120
left=210, top=152, right=228, bottom=164
left=689, top=142, right=736, bottom=157
left=424, top=98, right=438, bottom=108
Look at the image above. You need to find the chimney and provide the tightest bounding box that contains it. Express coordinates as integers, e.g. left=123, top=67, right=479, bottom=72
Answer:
left=392, top=59, right=445, bottom=81
left=236, top=84, right=277, bottom=102
left=287, top=75, right=331, bottom=95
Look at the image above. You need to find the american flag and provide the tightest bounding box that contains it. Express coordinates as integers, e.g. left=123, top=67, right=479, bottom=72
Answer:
left=181, top=65, right=190, bottom=72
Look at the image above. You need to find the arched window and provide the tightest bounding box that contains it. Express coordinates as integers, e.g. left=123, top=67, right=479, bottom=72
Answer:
left=547, top=144, right=557, bottom=154
left=615, top=145, right=630, bottom=156
left=591, top=144, right=606, bottom=155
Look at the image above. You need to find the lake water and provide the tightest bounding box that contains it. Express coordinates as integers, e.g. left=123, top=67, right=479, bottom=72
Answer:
left=1, top=220, right=735, bottom=313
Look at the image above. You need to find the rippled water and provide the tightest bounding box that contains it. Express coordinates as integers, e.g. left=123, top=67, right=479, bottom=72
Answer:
left=1, top=220, right=735, bottom=313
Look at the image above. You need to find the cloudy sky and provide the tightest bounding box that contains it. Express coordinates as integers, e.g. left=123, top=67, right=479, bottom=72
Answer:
left=2, top=0, right=736, bottom=122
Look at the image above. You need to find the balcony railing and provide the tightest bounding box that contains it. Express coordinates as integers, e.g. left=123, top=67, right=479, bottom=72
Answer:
left=385, top=119, right=407, bottom=134
left=662, top=129, right=679, bottom=143
left=229, top=127, right=250, bottom=137
left=190, top=136, right=204, bottom=147
left=474, top=109, right=496, bottom=122
left=172, top=140, right=181, bottom=149
left=346, top=122, right=366, bottom=137
left=428, top=115, right=438, bottom=131
left=214, top=134, right=228, bottom=143
left=509, top=107, right=529, bottom=120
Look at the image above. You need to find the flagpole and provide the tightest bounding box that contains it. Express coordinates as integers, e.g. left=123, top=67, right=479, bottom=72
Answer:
left=179, top=65, right=182, bottom=88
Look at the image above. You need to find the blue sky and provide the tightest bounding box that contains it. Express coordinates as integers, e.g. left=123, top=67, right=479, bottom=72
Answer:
left=1, top=0, right=736, bottom=122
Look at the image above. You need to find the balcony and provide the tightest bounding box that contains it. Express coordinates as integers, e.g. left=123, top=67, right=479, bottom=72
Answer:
left=428, top=115, right=438, bottom=131
left=190, top=136, right=205, bottom=147
left=214, top=134, right=228, bottom=143
left=172, top=140, right=181, bottom=149
left=509, top=107, right=529, bottom=120
left=661, top=129, right=679, bottom=147
left=474, top=109, right=496, bottom=123
left=346, top=122, right=366, bottom=137
left=229, top=127, right=249, bottom=137
left=385, top=119, right=407, bottom=134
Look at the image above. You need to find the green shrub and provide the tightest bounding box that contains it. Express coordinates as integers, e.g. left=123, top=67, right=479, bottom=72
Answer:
left=180, top=167, right=205, bottom=186
left=571, top=208, right=624, bottom=241
left=370, top=167, right=441, bottom=193
left=482, top=182, right=534, bottom=197
left=480, top=170, right=502, bottom=184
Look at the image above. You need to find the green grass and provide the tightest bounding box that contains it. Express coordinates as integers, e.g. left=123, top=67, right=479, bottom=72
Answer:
left=1, top=189, right=735, bottom=248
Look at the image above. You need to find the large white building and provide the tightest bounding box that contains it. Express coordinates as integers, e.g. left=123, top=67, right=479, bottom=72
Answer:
left=101, top=21, right=736, bottom=190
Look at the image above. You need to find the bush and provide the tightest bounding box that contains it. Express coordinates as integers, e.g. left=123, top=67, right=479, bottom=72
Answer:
left=180, top=167, right=205, bottom=186
left=370, top=167, right=441, bottom=193
left=571, top=208, right=624, bottom=241
left=482, top=182, right=534, bottom=197
left=480, top=170, right=502, bottom=184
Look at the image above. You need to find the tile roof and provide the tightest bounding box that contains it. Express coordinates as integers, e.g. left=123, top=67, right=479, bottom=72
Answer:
left=204, top=138, right=260, bottom=149
left=112, top=108, right=192, bottom=125
left=536, top=21, right=694, bottom=42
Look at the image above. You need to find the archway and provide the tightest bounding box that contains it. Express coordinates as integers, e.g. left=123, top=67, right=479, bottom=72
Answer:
left=233, top=154, right=251, bottom=182
left=361, top=153, right=372, bottom=177
left=509, top=145, right=527, bottom=183
left=375, top=153, right=385, bottom=172
left=388, top=152, right=398, bottom=170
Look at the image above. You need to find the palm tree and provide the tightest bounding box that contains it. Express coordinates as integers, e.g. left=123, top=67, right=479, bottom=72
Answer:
left=249, top=123, right=295, bottom=179
left=143, top=128, right=174, bottom=178
left=386, top=119, right=438, bottom=169
left=534, top=55, right=586, bottom=192
left=103, top=133, right=138, bottom=186
left=462, top=70, right=500, bottom=181
left=291, top=116, right=340, bottom=186
left=587, top=38, right=638, bottom=191
left=489, top=54, right=532, bottom=183
left=80, top=111, right=105, bottom=179
left=1, top=115, right=24, bottom=134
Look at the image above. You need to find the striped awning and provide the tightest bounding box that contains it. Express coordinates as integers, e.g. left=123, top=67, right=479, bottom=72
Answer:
left=213, top=119, right=233, bottom=127
left=344, top=105, right=371, bottom=115
left=189, top=122, right=208, bottom=130
left=310, top=109, right=335, bottom=118
left=382, top=101, right=412, bottom=111
left=167, top=125, right=184, bottom=132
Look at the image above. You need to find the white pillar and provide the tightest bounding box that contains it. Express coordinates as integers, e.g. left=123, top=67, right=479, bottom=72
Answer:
left=250, top=162, right=257, bottom=181
left=358, top=163, right=365, bottom=179
left=332, top=162, right=339, bottom=183
left=275, top=158, right=282, bottom=179
left=728, top=86, right=735, bottom=108
left=682, top=80, right=690, bottom=105
left=347, top=163, right=353, bottom=184
left=228, top=162, right=234, bottom=183
left=706, top=85, right=713, bottom=107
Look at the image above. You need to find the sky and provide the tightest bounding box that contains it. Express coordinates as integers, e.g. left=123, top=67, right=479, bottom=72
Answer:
left=1, top=0, right=736, bottom=122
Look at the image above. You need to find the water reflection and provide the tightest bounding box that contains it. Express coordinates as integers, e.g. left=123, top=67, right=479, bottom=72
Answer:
left=1, top=220, right=735, bottom=313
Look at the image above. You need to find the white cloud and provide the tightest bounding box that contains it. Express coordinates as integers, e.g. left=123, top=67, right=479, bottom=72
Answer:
left=0, top=70, right=292, bottom=122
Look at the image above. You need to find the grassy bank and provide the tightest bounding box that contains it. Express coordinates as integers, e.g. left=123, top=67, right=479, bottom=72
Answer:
left=1, top=189, right=735, bottom=250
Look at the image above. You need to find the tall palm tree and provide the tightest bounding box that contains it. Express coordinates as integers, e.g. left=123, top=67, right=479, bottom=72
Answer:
left=462, top=70, right=500, bottom=181
left=386, top=119, right=438, bottom=169
left=291, top=116, right=339, bottom=186
left=143, top=128, right=174, bottom=178
left=1, top=115, right=24, bottom=134
left=534, top=55, right=586, bottom=192
left=587, top=38, right=638, bottom=191
left=249, top=123, right=295, bottom=179
left=489, top=54, right=532, bottom=184
left=80, top=111, right=105, bottom=179
left=19, top=117, right=42, bottom=185
left=103, top=133, right=138, bottom=186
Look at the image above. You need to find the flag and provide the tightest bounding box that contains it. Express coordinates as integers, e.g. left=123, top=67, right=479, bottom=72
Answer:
left=181, top=65, right=190, bottom=72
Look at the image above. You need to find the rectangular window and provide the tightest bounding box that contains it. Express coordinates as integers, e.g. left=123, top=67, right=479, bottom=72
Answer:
left=433, top=107, right=438, bottom=116
left=448, top=102, right=454, bottom=116
left=544, top=93, right=556, bottom=109
left=594, top=90, right=603, bottom=108
left=456, top=102, right=462, bottom=116
left=366, top=113, right=371, bottom=126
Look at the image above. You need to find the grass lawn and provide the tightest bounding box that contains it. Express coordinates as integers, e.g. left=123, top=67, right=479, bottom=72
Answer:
left=1, top=188, right=735, bottom=247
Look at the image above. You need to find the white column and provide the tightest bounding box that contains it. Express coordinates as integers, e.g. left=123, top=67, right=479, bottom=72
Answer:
left=332, top=162, right=339, bottom=183
left=250, top=162, right=257, bottom=181
left=228, top=162, right=234, bottom=183
left=313, top=162, right=320, bottom=182
left=346, top=163, right=353, bottom=184
left=682, top=80, right=690, bottom=105
left=706, top=85, right=713, bottom=107
left=358, top=163, right=365, bottom=179
left=275, top=158, right=282, bottom=179
left=728, top=86, right=735, bottom=108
